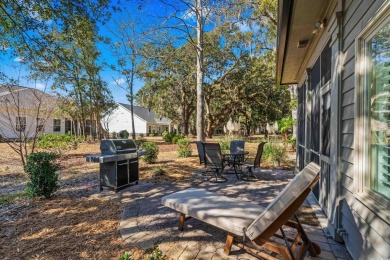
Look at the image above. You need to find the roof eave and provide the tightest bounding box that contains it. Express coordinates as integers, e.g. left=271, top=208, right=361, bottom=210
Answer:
left=276, top=0, right=293, bottom=86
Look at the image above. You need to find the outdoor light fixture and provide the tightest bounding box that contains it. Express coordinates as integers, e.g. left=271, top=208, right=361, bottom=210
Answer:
left=297, top=40, right=309, bottom=48
left=312, top=19, right=327, bottom=34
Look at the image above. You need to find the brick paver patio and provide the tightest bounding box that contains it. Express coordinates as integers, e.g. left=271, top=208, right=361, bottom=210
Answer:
left=118, top=168, right=352, bottom=259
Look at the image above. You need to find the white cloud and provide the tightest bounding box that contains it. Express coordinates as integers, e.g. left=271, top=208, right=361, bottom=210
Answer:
left=13, top=57, right=24, bottom=62
left=35, top=83, right=46, bottom=90
left=182, top=9, right=196, bottom=20
left=113, top=78, right=126, bottom=85
left=236, top=22, right=260, bottom=33
left=181, top=6, right=211, bottom=20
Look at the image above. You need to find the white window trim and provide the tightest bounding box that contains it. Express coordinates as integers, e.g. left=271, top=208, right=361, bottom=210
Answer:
left=53, top=119, right=61, bottom=132
left=354, top=2, right=390, bottom=222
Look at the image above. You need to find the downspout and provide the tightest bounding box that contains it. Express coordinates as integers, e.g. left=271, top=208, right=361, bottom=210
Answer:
left=335, top=0, right=346, bottom=242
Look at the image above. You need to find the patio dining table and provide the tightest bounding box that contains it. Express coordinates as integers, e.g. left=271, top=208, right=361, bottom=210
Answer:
left=222, top=150, right=248, bottom=180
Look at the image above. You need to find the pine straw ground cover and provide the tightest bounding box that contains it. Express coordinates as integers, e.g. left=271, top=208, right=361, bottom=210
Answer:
left=0, top=138, right=317, bottom=259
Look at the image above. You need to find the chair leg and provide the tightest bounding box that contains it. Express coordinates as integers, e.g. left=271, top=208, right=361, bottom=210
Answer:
left=208, top=168, right=227, bottom=183
left=224, top=233, right=234, bottom=255
left=178, top=213, right=192, bottom=231
left=241, top=167, right=260, bottom=181
left=178, top=213, right=185, bottom=231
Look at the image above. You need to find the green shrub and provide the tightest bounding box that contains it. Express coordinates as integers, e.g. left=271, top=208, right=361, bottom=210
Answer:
left=119, top=251, right=132, bottom=260
left=287, top=137, right=297, bottom=150
left=37, top=133, right=83, bottom=156
left=162, top=131, right=173, bottom=142
left=142, top=142, right=159, bottom=163
left=134, top=138, right=145, bottom=149
left=139, top=133, right=145, bottom=137
left=119, top=130, right=129, bottom=139
left=171, top=136, right=179, bottom=144
left=144, top=245, right=164, bottom=260
left=177, top=138, right=192, bottom=157
left=24, top=152, right=59, bottom=198
left=153, top=166, right=167, bottom=176
left=119, top=245, right=164, bottom=260
left=263, top=142, right=287, bottom=165
left=112, top=131, right=117, bottom=139
left=149, top=133, right=156, bottom=137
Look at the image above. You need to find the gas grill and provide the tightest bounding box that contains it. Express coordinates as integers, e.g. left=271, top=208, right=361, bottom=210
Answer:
left=86, top=139, right=140, bottom=191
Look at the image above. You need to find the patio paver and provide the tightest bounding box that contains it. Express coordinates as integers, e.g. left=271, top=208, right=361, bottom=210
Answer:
left=118, top=168, right=352, bottom=259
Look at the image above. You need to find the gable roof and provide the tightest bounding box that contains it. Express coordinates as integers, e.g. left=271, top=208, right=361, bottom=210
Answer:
left=0, top=84, right=57, bottom=110
left=119, top=103, right=172, bottom=124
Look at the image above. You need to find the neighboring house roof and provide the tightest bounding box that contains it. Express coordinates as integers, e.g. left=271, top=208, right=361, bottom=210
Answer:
left=119, top=103, right=173, bottom=124
left=276, top=0, right=329, bottom=85
left=0, top=84, right=57, bottom=110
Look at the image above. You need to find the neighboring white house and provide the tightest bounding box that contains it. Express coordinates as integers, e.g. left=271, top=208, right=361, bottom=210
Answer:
left=0, top=85, right=92, bottom=139
left=102, top=103, right=177, bottom=136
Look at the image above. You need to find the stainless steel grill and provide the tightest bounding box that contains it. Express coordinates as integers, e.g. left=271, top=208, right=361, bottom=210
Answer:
left=86, top=139, right=140, bottom=191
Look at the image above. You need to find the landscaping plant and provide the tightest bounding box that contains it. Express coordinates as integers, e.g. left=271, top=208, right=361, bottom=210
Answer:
left=177, top=138, right=192, bottom=157
left=162, top=131, right=174, bottom=142
left=24, top=152, right=59, bottom=198
left=142, top=142, right=159, bottom=163
left=263, top=142, right=287, bottom=167
left=119, top=252, right=132, bottom=260
left=37, top=133, right=84, bottom=156
left=119, top=130, right=130, bottom=139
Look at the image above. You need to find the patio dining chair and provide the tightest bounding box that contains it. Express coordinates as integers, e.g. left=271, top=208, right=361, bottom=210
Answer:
left=230, top=140, right=245, bottom=153
left=161, top=162, right=322, bottom=259
left=227, top=140, right=246, bottom=165
left=195, top=141, right=205, bottom=165
left=203, top=142, right=228, bottom=182
left=240, top=142, right=267, bottom=181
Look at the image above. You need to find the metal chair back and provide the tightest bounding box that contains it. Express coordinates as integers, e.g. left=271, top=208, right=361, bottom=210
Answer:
left=203, top=143, right=224, bottom=169
left=254, top=142, right=267, bottom=168
left=195, top=141, right=205, bottom=165
left=230, top=140, right=245, bottom=154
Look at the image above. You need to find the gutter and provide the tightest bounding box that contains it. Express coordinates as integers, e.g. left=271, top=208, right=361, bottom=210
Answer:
left=276, top=0, right=293, bottom=86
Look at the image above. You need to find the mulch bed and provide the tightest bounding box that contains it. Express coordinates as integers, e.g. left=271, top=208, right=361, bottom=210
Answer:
left=0, top=141, right=320, bottom=259
left=0, top=194, right=143, bottom=259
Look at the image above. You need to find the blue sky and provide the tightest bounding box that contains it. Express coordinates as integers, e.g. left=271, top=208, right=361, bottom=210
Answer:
left=0, top=1, right=255, bottom=104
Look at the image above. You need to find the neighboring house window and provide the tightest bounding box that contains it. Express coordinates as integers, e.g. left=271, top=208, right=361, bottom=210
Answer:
left=148, top=126, right=151, bottom=134
left=357, top=8, right=390, bottom=201
left=53, top=119, right=61, bottom=132
left=166, top=127, right=168, bottom=132
left=16, top=117, right=26, bottom=132
left=65, top=119, right=72, bottom=134
left=37, top=118, right=44, bottom=132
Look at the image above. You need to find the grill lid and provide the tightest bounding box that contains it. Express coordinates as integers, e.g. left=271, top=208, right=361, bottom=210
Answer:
left=100, top=139, right=137, bottom=155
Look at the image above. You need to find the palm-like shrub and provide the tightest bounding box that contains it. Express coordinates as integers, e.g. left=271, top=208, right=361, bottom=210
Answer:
left=263, top=142, right=287, bottom=166
left=177, top=138, right=192, bottom=157
left=142, top=142, right=159, bottom=163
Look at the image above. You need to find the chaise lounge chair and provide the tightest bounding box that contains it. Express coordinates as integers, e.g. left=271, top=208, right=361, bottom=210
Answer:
left=161, top=162, right=321, bottom=259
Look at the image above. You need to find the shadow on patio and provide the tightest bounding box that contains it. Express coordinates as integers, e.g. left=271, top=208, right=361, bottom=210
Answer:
left=118, top=168, right=351, bottom=259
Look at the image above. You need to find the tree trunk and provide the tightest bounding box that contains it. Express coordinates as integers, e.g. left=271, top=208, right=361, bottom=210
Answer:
left=129, top=47, right=136, bottom=140
left=196, top=0, right=205, bottom=142
left=206, top=113, right=214, bottom=138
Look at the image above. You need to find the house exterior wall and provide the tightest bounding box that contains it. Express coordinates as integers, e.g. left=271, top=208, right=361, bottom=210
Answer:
left=0, top=107, right=68, bottom=139
left=146, top=123, right=171, bottom=136
left=296, top=0, right=390, bottom=258
left=103, top=105, right=147, bottom=135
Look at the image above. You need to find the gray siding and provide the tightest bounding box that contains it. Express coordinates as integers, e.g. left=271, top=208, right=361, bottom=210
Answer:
left=339, top=0, right=390, bottom=258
